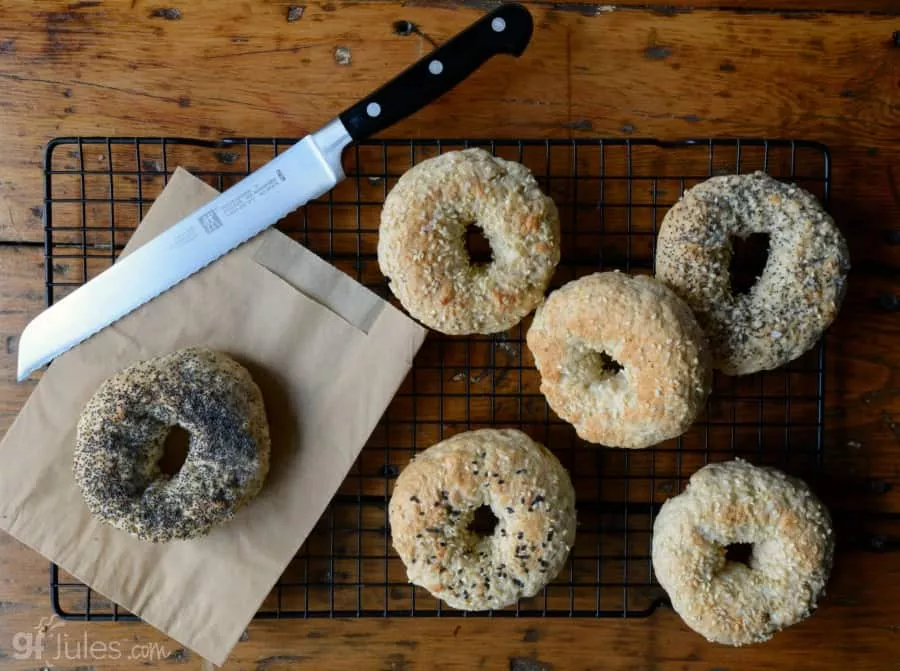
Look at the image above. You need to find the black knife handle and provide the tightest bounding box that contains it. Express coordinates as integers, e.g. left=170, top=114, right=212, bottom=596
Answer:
left=338, top=3, right=533, bottom=141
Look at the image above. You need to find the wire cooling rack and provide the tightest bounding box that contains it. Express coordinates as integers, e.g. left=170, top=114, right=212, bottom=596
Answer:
left=45, top=137, right=830, bottom=620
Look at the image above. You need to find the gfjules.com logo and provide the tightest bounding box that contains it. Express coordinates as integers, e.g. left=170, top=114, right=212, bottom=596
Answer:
left=12, top=614, right=170, bottom=662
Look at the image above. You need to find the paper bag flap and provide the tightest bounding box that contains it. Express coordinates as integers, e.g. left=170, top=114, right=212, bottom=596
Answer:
left=252, top=232, right=384, bottom=334
left=0, top=168, right=427, bottom=665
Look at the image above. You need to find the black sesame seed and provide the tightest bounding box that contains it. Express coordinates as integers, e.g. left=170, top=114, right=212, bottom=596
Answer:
left=425, top=526, right=441, bottom=533
left=506, top=507, right=514, bottom=514
left=440, top=490, right=449, bottom=500
left=500, top=528, right=507, bottom=536
left=409, top=495, right=420, bottom=503
left=515, top=469, right=526, bottom=474
left=512, top=578, right=524, bottom=587
left=517, top=532, right=524, bottom=540
left=547, top=531, right=554, bottom=541
left=498, top=479, right=505, bottom=485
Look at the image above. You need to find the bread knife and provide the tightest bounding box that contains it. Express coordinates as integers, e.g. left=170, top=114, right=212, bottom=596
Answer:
left=17, top=4, right=533, bottom=381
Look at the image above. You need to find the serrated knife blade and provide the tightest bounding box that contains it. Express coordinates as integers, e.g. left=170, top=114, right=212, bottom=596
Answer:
left=17, top=3, right=534, bottom=381
left=17, top=122, right=349, bottom=381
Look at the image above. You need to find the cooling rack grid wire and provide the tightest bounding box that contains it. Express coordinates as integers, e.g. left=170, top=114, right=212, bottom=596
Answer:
left=44, top=136, right=829, bottom=619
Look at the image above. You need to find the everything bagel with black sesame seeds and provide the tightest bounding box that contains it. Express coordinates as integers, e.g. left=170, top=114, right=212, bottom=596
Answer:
left=655, top=171, right=850, bottom=375
left=388, top=429, right=576, bottom=610
left=73, top=347, right=271, bottom=542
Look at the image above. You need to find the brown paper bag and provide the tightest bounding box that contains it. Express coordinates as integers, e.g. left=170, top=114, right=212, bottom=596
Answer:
left=0, top=168, right=426, bottom=665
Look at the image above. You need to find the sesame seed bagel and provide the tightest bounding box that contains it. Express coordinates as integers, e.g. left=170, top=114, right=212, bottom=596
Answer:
left=655, top=171, right=850, bottom=375
left=652, top=459, right=834, bottom=646
left=388, top=429, right=576, bottom=610
left=74, top=347, right=271, bottom=542
left=526, top=272, right=712, bottom=449
left=377, top=148, right=561, bottom=335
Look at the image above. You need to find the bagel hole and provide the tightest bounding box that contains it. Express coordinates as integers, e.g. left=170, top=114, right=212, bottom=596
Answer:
left=725, top=542, right=754, bottom=566
left=563, top=345, right=624, bottom=385
left=468, top=505, right=499, bottom=538
left=597, top=351, right=623, bottom=375
left=465, top=224, right=493, bottom=266
left=159, top=426, right=190, bottom=476
left=729, top=233, right=770, bottom=295
left=582, top=350, right=623, bottom=381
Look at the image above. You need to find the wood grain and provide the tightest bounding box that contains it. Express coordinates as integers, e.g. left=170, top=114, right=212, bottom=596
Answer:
left=0, top=529, right=898, bottom=671
left=410, top=1, right=899, bottom=12
left=0, top=1, right=899, bottom=669
left=541, top=0, right=896, bottom=10
left=489, top=0, right=900, bottom=11
left=0, top=3, right=898, bottom=256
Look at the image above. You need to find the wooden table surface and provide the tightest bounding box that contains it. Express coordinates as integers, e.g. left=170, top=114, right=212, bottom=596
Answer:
left=1, top=1, right=900, bottom=669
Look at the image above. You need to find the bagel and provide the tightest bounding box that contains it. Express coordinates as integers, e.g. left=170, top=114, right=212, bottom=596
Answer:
left=652, top=458, right=834, bottom=646
left=526, top=272, right=712, bottom=449
left=389, top=429, right=576, bottom=610
left=655, top=171, right=850, bottom=375
left=74, top=347, right=271, bottom=542
left=377, top=148, right=560, bottom=335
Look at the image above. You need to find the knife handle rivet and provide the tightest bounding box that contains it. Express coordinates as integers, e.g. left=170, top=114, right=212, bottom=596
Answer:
left=428, top=59, right=444, bottom=75
left=491, top=17, right=506, bottom=32
left=366, top=102, right=382, bottom=118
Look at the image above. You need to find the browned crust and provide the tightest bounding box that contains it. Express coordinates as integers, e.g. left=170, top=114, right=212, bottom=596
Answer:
left=526, top=272, right=712, bottom=449
left=651, top=459, right=834, bottom=646
left=377, top=148, right=561, bottom=335
left=388, top=429, right=576, bottom=610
